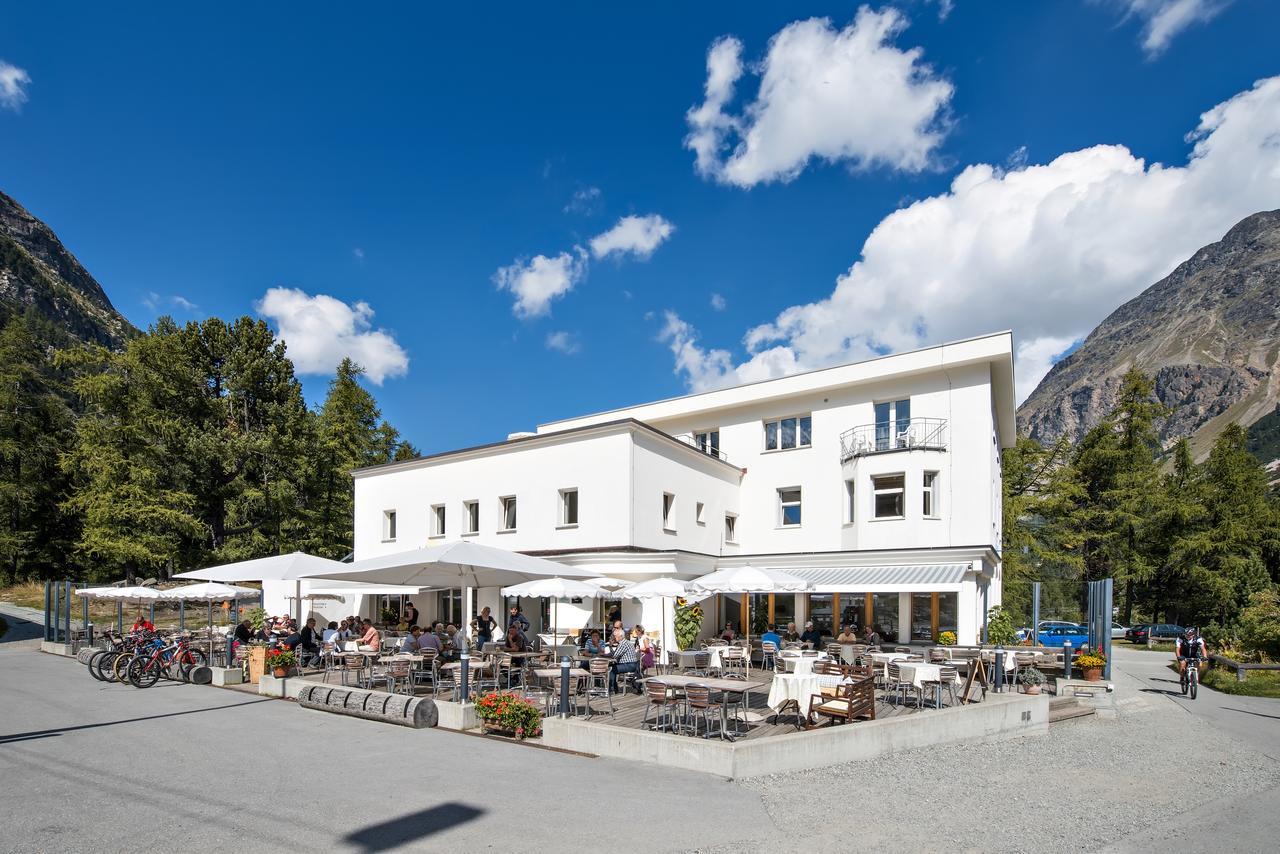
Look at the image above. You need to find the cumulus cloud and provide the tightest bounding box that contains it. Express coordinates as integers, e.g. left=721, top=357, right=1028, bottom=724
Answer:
left=685, top=8, right=953, bottom=187
left=710, top=293, right=728, bottom=311
left=493, top=250, right=587, bottom=318
left=564, top=186, right=602, bottom=215
left=545, top=331, right=581, bottom=355
left=0, top=60, right=31, bottom=111
left=255, top=287, right=409, bottom=384
left=589, top=214, right=676, bottom=260
left=664, top=76, right=1280, bottom=402
left=1105, top=0, right=1233, bottom=57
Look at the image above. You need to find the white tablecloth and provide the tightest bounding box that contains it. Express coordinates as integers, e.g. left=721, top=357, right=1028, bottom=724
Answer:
left=780, top=653, right=828, bottom=675
left=896, top=661, right=946, bottom=689
left=766, top=674, right=820, bottom=711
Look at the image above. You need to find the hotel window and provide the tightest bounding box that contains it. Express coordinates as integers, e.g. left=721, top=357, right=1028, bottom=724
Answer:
left=778, top=488, right=802, bottom=527
left=872, top=474, right=905, bottom=518
left=845, top=479, right=856, bottom=524
left=500, top=495, right=517, bottom=531
left=873, top=398, right=911, bottom=451
left=694, top=429, right=720, bottom=457
left=463, top=500, right=479, bottom=535
left=382, top=510, right=397, bottom=541
left=696, top=501, right=706, bottom=525
left=559, top=488, right=579, bottom=526
left=662, top=492, right=675, bottom=531
left=430, top=504, right=446, bottom=537
left=724, top=512, right=738, bottom=543
left=923, top=471, right=939, bottom=518
left=763, top=415, right=812, bottom=451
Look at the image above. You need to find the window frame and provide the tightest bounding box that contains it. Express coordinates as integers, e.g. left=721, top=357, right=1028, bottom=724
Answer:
left=558, top=487, right=579, bottom=528
left=430, top=503, right=446, bottom=538
left=693, top=428, right=720, bottom=457
left=724, top=512, right=738, bottom=544
left=498, top=495, right=517, bottom=533
left=462, top=499, right=480, bottom=536
left=871, top=473, right=906, bottom=520
left=382, top=509, right=397, bottom=542
left=874, top=398, right=912, bottom=451
left=844, top=479, right=856, bottom=526
left=923, top=471, right=940, bottom=519
left=695, top=501, right=706, bottom=526
left=777, top=487, right=803, bottom=528
left=662, top=492, right=676, bottom=532
left=762, top=414, right=812, bottom=452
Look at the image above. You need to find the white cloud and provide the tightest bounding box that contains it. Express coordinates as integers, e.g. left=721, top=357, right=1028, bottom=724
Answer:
left=0, top=60, right=30, bottom=111
left=665, top=76, right=1280, bottom=403
left=171, top=295, right=198, bottom=311
left=255, top=287, right=409, bottom=384
left=564, top=186, right=602, bottom=215
left=493, top=250, right=587, bottom=318
left=685, top=8, right=954, bottom=188
left=353, top=247, right=365, bottom=260
left=1106, top=0, right=1233, bottom=57
left=589, top=214, right=676, bottom=260
left=545, top=331, right=581, bottom=355
left=710, top=292, right=728, bottom=311
left=1015, top=336, right=1078, bottom=403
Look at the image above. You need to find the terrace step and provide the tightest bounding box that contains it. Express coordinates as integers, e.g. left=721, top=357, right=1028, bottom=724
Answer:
left=1048, top=696, right=1095, bottom=724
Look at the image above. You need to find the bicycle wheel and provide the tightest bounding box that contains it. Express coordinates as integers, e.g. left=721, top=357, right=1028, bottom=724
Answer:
left=178, top=648, right=207, bottom=681
left=1189, top=667, right=1197, bottom=700
left=1180, top=669, right=1188, bottom=695
left=96, top=651, right=119, bottom=682
left=112, top=652, right=135, bottom=683
left=129, top=655, right=161, bottom=689
left=86, top=650, right=107, bottom=680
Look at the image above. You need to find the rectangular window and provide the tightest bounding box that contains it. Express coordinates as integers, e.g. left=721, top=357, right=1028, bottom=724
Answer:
left=500, top=495, right=517, bottom=531
left=872, top=474, right=905, bottom=519
left=696, top=501, right=706, bottom=525
left=875, top=399, right=911, bottom=451
left=430, top=504, right=446, bottom=537
left=778, top=488, right=802, bottom=527
left=845, top=479, right=856, bottom=524
left=694, top=429, right=720, bottom=456
left=382, top=510, right=397, bottom=541
left=923, top=471, right=939, bottom=517
left=662, top=492, right=675, bottom=531
left=724, top=513, right=737, bottom=543
left=463, top=500, right=479, bottom=535
left=559, top=488, right=578, bottom=526
left=763, top=415, right=812, bottom=451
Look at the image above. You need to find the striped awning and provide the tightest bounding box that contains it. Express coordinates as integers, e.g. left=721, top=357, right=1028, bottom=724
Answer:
left=783, top=564, right=969, bottom=589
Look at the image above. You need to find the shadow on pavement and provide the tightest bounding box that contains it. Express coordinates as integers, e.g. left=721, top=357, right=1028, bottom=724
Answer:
left=0, top=698, right=274, bottom=745
left=1223, top=707, right=1280, bottom=721
left=343, top=802, right=484, bottom=852
left=1139, top=688, right=1184, bottom=698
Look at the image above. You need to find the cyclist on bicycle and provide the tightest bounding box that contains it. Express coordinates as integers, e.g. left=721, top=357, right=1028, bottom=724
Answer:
left=1176, top=627, right=1206, bottom=676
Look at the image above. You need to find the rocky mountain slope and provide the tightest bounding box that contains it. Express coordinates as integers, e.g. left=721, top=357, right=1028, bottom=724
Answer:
left=0, top=190, right=135, bottom=347
left=1018, top=210, right=1280, bottom=459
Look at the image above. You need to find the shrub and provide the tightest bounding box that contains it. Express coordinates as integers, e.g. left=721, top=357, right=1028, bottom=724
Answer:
left=1019, top=666, right=1046, bottom=686
left=244, top=606, right=267, bottom=630
left=1238, top=588, right=1280, bottom=660
left=1076, top=652, right=1106, bottom=669
left=937, top=630, right=957, bottom=646
left=265, top=648, right=296, bottom=670
left=474, top=691, right=542, bottom=739
left=986, top=606, right=1018, bottom=647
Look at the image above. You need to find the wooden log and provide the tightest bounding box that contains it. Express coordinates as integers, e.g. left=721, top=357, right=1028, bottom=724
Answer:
left=297, top=684, right=438, bottom=728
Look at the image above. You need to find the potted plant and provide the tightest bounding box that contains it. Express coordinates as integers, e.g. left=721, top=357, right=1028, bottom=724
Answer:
left=937, top=630, right=957, bottom=647
left=1019, top=666, right=1046, bottom=694
left=244, top=606, right=267, bottom=631
left=265, top=648, right=296, bottom=679
left=1076, top=651, right=1106, bottom=682
left=474, top=691, right=542, bottom=740
left=674, top=598, right=704, bottom=651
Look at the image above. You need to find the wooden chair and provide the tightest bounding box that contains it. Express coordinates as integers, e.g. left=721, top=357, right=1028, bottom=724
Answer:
left=928, top=647, right=947, bottom=663
left=340, top=653, right=367, bottom=688
left=722, top=645, right=749, bottom=680
left=760, top=640, right=778, bottom=672
left=893, top=646, right=913, bottom=655
left=807, top=677, right=876, bottom=727
left=681, top=683, right=723, bottom=738
left=586, top=656, right=614, bottom=717
left=641, top=680, right=681, bottom=733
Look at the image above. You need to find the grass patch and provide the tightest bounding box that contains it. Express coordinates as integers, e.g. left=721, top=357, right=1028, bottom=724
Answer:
left=1201, top=664, right=1280, bottom=698
left=1125, top=640, right=1176, bottom=652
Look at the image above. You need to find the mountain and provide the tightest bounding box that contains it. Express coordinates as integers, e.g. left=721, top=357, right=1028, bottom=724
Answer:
left=0, top=190, right=136, bottom=347
left=1018, top=210, right=1280, bottom=459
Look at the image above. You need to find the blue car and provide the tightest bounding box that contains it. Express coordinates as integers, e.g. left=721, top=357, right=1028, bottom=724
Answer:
left=1037, top=625, right=1090, bottom=648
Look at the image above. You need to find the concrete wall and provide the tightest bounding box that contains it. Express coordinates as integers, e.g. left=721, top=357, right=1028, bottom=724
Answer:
left=541, top=691, right=1047, bottom=779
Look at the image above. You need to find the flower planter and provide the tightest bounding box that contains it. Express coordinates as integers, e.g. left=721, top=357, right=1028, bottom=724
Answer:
left=247, top=646, right=267, bottom=685
left=1081, top=665, right=1103, bottom=682
left=272, top=666, right=288, bottom=679
left=1024, top=684, right=1041, bottom=695
left=481, top=720, right=518, bottom=738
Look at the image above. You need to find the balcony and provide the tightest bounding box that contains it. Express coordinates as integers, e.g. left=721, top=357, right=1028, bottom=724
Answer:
left=839, top=418, right=947, bottom=462
left=671, top=432, right=732, bottom=463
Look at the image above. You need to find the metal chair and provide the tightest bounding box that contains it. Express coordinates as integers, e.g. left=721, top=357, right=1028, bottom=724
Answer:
left=893, top=646, right=913, bottom=655
left=760, top=640, right=778, bottom=672
left=370, top=657, right=413, bottom=695
left=681, top=683, right=722, bottom=738
left=689, top=651, right=711, bottom=677
left=585, top=656, right=614, bottom=717
left=641, top=680, right=682, bottom=733
left=722, top=645, right=748, bottom=680
left=928, top=647, right=947, bottom=663
left=340, top=653, right=367, bottom=688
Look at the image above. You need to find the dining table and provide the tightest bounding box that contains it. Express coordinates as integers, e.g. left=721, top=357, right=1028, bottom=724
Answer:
left=640, top=675, right=765, bottom=740
left=778, top=652, right=828, bottom=675
left=894, top=660, right=959, bottom=708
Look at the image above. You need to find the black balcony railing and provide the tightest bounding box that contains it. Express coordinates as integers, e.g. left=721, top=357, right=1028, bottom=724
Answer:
left=839, top=417, right=947, bottom=461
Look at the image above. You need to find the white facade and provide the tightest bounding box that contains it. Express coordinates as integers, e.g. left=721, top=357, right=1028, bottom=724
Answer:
left=351, top=332, right=1016, bottom=648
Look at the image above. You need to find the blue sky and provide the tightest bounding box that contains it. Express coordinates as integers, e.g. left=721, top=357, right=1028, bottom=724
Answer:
left=2, top=1, right=1278, bottom=452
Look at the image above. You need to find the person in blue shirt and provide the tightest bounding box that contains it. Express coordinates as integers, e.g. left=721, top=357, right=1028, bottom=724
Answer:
left=761, top=624, right=782, bottom=650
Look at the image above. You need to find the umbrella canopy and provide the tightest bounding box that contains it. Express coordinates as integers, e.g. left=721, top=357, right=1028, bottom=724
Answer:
left=158, top=582, right=259, bottom=601
left=174, top=551, right=346, bottom=582
left=618, top=577, right=692, bottom=599
left=297, top=581, right=424, bottom=596
left=303, top=540, right=595, bottom=588
left=500, top=578, right=606, bottom=598
left=583, top=576, right=632, bottom=592
left=75, top=587, right=118, bottom=599
left=688, top=566, right=811, bottom=594
left=96, top=586, right=162, bottom=602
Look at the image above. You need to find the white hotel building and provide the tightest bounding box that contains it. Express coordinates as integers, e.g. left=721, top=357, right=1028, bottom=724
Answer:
left=349, top=331, right=1016, bottom=648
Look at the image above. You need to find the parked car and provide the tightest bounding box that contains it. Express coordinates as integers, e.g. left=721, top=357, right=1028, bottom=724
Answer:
left=1037, top=625, right=1090, bottom=648
left=1125, top=624, right=1150, bottom=642
left=1131, top=623, right=1183, bottom=644
left=1111, top=624, right=1129, bottom=639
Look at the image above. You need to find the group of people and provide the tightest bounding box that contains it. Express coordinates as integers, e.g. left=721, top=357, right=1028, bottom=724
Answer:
left=744, top=621, right=885, bottom=650
left=397, top=621, right=468, bottom=660
left=575, top=621, right=656, bottom=692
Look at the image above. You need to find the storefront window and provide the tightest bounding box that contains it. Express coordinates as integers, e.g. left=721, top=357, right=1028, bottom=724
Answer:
left=938, top=592, right=958, bottom=637
left=840, top=593, right=866, bottom=633
left=809, top=594, right=834, bottom=637
left=437, top=589, right=462, bottom=626
left=749, top=594, right=770, bottom=635
left=773, top=594, right=796, bottom=631
left=911, top=593, right=933, bottom=641
left=872, top=593, right=899, bottom=643
left=722, top=595, right=742, bottom=638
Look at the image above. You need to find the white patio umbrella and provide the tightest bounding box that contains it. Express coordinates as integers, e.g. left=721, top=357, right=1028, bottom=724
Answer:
left=303, top=541, right=596, bottom=589
left=174, top=551, right=347, bottom=623
left=619, top=577, right=693, bottom=667
left=583, top=577, right=632, bottom=592
left=688, top=566, right=811, bottom=651
left=500, top=577, right=606, bottom=646
left=96, top=585, right=163, bottom=631
left=160, top=582, right=260, bottom=661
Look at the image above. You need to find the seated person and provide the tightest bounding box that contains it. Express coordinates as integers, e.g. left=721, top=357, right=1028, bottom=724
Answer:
left=449, top=623, right=469, bottom=655
left=608, top=628, right=641, bottom=694
left=580, top=629, right=606, bottom=668
left=836, top=625, right=858, bottom=643
left=321, top=621, right=340, bottom=646
left=297, top=617, right=322, bottom=666
left=400, top=625, right=423, bottom=653
left=782, top=622, right=801, bottom=643
left=417, top=627, right=442, bottom=655
left=864, top=627, right=882, bottom=646
left=359, top=618, right=381, bottom=652
left=131, top=616, right=155, bottom=633
left=256, top=622, right=276, bottom=642
left=760, top=624, right=782, bottom=650
left=720, top=622, right=737, bottom=642
left=800, top=621, right=824, bottom=649
left=502, top=624, right=529, bottom=652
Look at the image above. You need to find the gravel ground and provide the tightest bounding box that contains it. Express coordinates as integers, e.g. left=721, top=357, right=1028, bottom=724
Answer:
left=689, top=693, right=1280, bottom=853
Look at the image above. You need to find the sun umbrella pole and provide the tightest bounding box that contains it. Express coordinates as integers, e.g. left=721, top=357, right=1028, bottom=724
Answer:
left=208, top=599, right=214, bottom=663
